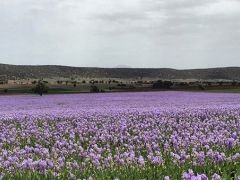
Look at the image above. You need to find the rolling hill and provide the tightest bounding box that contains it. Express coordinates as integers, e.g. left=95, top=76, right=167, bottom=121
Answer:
left=0, top=63, right=240, bottom=81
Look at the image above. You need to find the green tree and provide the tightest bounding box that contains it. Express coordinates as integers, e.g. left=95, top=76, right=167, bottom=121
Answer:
left=152, top=80, right=174, bottom=89
left=72, top=81, right=77, bottom=87
left=33, top=80, right=48, bottom=96
left=90, top=85, right=99, bottom=93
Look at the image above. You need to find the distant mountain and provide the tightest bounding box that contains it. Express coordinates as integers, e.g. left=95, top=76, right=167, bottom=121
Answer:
left=114, top=65, right=132, bottom=68
left=0, top=63, right=240, bottom=81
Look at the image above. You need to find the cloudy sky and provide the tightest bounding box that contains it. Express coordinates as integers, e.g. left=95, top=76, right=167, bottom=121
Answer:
left=0, top=0, right=240, bottom=69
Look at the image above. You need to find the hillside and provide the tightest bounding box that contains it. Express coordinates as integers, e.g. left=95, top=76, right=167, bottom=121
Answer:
left=0, top=63, right=240, bottom=80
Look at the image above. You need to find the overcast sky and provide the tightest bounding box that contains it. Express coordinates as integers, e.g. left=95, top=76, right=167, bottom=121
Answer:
left=0, top=0, right=240, bottom=69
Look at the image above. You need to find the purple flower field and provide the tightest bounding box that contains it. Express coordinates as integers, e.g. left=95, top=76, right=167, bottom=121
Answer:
left=0, top=91, right=240, bottom=179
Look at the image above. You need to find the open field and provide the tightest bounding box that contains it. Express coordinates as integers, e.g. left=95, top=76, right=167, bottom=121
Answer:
left=1, top=82, right=240, bottom=95
left=0, top=92, right=240, bottom=179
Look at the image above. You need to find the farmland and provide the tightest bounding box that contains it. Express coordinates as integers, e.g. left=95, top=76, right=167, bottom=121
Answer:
left=0, top=92, right=240, bottom=179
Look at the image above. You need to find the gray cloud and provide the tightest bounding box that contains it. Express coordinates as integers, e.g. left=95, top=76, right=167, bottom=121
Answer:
left=0, top=0, right=240, bottom=69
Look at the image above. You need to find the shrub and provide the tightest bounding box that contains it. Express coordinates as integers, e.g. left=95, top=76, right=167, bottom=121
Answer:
left=198, top=84, right=205, bottom=90
left=152, top=80, right=174, bottom=89
left=117, top=83, right=127, bottom=87
left=57, top=80, right=63, bottom=84
left=129, top=85, right=136, bottom=89
left=33, top=80, right=48, bottom=96
left=90, top=85, right=99, bottom=93
left=72, top=81, right=77, bottom=87
left=232, top=81, right=238, bottom=86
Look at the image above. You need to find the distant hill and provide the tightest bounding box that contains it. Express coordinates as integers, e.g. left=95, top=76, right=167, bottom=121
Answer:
left=0, top=63, right=240, bottom=81
left=114, top=65, right=132, bottom=68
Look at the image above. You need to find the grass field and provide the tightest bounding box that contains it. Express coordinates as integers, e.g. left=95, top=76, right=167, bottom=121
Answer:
left=207, top=89, right=240, bottom=93
left=1, top=84, right=240, bottom=95
left=0, top=83, right=148, bottom=95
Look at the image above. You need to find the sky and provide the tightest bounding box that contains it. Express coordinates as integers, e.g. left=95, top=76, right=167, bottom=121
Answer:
left=0, top=0, right=240, bottom=69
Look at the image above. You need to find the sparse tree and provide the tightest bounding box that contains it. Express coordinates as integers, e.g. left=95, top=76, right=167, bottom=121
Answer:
left=90, top=85, right=99, bottom=93
left=72, top=81, right=77, bottom=87
left=232, top=81, right=238, bottom=86
left=33, top=80, right=48, bottom=96
left=219, top=81, right=223, bottom=86
left=198, top=84, right=205, bottom=91
left=57, top=80, right=63, bottom=84
left=152, top=80, right=174, bottom=89
left=32, top=80, right=37, bottom=84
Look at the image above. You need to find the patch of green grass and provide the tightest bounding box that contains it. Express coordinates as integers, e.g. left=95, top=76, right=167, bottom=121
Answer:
left=207, top=89, right=240, bottom=93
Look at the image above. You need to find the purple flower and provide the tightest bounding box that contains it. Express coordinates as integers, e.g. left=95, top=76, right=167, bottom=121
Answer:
left=152, top=156, right=162, bottom=165
left=226, top=138, right=235, bottom=149
left=183, top=169, right=195, bottom=180
left=212, top=173, right=221, bottom=180
left=0, top=173, right=5, bottom=180
left=200, top=174, right=208, bottom=180
left=47, top=159, right=54, bottom=168
left=164, top=176, right=170, bottom=180
left=39, top=160, right=47, bottom=170
left=69, top=172, right=75, bottom=180
left=138, top=156, right=145, bottom=166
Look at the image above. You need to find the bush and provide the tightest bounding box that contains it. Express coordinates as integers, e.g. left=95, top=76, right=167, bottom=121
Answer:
left=72, top=81, right=77, bottom=87
left=33, top=80, right=48, bottom=96
left=90, top=85, right=99, bottom=93
left=152, top=80, right=174, bottom=89
left=109, top=87, right=115, bottom=90
left=232, top=81, right=238, bottom=86
left=198, top=84, right=205, bottom=90
left=179, top=82, right=189, bottom=86
left=57, top=80, right=63, bottom=84
left=218, top=81, right=223, bottom=86
left=129, top=85, right=136, bottom=89
left=117, top=83, right=127, bottom=87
